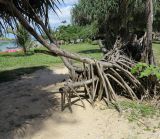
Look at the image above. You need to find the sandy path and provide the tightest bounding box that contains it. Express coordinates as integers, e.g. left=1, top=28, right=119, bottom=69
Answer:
left=0, top=67, right=159, bottom=139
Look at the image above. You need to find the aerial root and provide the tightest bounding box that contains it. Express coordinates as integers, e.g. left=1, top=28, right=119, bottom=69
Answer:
left=59, top=52, right=147, bottom=111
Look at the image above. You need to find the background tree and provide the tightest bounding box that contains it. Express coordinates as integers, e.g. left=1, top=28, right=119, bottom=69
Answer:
left=145, top=0, right=155, bottom=65
left=9, top=25, right=35, bottom=54
left=153, top=2, right=160, bottom=32
left=55, top=23, right=98, bottom=43
left=72, top=0, right=160, bottom=40
left=72, top=0, right=160, bottom=63
left=16, top=25, right=34, bottom=54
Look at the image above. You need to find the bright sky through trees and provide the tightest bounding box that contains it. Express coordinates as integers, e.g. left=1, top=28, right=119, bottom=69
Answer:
left=49, top=0, right=78, bottom=27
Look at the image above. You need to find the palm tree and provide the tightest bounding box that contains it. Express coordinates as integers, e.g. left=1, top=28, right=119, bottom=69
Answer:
left=8, top=25, right=36, bottom=54
left=15, top=26, right=33, bottom=54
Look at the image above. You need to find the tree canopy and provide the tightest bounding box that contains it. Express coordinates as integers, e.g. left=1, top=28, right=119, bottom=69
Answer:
left=72, top=0, right=160, bottom=47
left=54, top=23, right=98, bottom=42
left=0, top=0, right=60, bottom=36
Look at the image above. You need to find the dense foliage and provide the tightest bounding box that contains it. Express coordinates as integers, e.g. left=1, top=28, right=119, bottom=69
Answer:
left=153, top=1, right=160, bottom=32
left=72, top=0, right=160, bottom=47
left=9, top=26, right=35, bottom=54
left=0, top=0, right=61, bottom=35
left=16, top=26, right=36, bottom=54
left=54, top=23, right=98, bottom=42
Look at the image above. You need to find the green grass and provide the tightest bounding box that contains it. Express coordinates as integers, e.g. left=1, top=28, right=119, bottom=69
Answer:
left=119, top=100, right=160, bottom=130
left=0, top=43, right=102, bottom=71
left=153, top=42, right=160, bottom=65
left=120, top=100, right=158, bottom=119
left=1, top=42, right=159, bottom=72
left=0, top=42, right=160, bottom=83
left=0, top=43, right=102, bottom=82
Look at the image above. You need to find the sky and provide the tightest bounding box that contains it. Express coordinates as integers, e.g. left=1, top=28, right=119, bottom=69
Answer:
left=49, top=0, right=78, bottom=28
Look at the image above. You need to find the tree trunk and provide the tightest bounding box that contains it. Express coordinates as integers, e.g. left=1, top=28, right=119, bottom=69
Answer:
left=23, top=46, right=27, bottom=54
left=121, top=0, right=129, bottom=42
left=145, top=0, right=155, bottom=65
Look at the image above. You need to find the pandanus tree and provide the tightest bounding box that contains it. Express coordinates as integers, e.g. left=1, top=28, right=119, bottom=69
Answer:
left=9, top=25, right=35, bottom=54
left=72, top=0, right=145, bottom=47
left=0, top=0, right=158, bottom=110
left=72, top=0, right=159, bottom=64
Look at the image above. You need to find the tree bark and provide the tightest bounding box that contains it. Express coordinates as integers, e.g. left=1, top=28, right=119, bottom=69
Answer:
left=23, top=46, right=27, bottom=54
left=146, top=0, right=155, bottom=65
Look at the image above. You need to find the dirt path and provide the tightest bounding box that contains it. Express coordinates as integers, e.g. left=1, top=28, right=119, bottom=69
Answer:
left=0, top=67, right=159, bottom=139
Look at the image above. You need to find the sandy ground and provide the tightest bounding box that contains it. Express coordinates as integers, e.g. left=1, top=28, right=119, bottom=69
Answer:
left=0, top=67, right=160, bottom=139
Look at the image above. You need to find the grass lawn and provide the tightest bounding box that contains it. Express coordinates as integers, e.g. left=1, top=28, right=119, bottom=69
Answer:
left=0, top=43, right=102, bottom=71
left=0, top=43, right=102, bottom=82
left=1, top=42, right=159, bottom=72
left=0, top=42, right=160, bottom=83
left=153, top=42, right=160, bottom=65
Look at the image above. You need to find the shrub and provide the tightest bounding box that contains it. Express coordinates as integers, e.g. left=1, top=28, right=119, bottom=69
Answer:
left=131, top=62, right=160, bottom=80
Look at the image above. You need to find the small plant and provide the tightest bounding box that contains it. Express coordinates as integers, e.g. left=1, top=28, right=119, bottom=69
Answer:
left=120, top=101, right=157, bottom=118
left=131, top=62, right=160, bottom=79
left=119, top=100, right=159, bottom=127
left=131, top=62, right=160, bottom=98
left=16, top=25, right=33, bottom=54
left=119, top=100, right=160, bottom=131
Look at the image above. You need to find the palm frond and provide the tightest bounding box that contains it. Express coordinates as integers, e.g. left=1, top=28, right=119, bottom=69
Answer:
left=0, top=0, right=62, bottom=35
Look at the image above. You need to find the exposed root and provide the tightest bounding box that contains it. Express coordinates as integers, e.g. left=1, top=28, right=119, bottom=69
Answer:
left=59, top=48, right=148, bottom=111
left=35, top=36, right=157, bottom=111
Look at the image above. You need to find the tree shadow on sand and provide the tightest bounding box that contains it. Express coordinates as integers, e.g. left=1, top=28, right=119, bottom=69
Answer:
left=0, top=66, right=46, bottom=83
left=0, top=67, right=76, bottom=139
